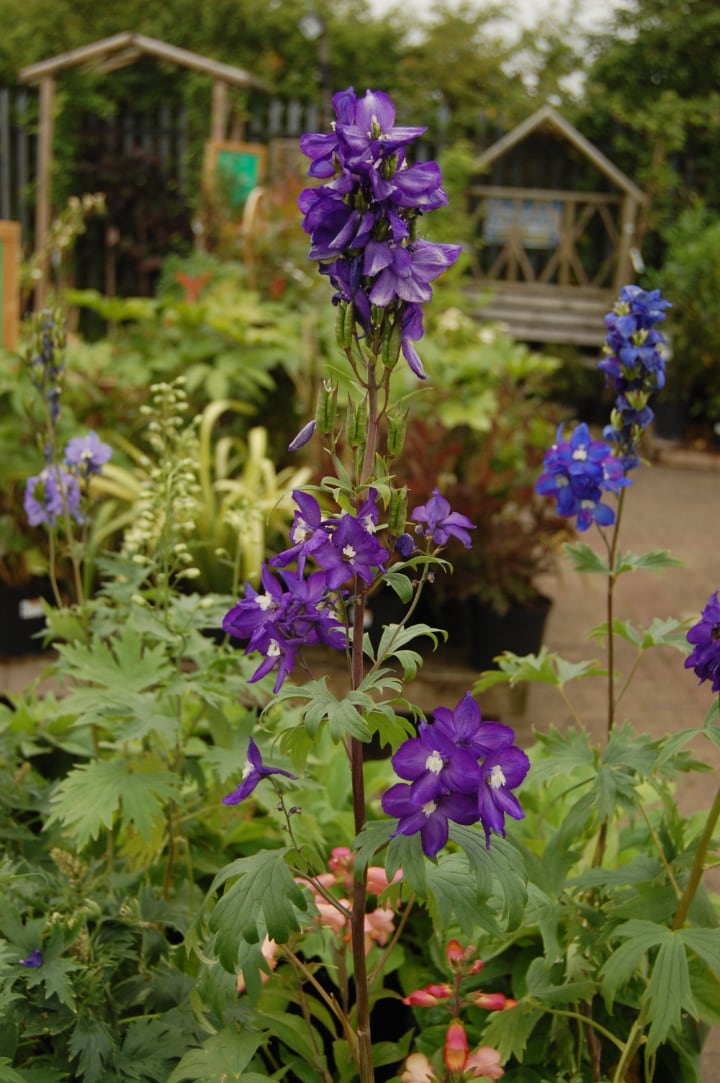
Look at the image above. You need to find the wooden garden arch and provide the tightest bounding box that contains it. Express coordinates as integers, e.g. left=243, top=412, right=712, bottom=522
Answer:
left=469, top=104, right=649, bottom=346
left=19, top=32, right=266, bottom=308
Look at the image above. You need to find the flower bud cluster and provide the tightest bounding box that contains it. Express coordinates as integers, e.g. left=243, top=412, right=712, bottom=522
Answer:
left=298, top=87, right=461, bottom=380
left=121, top=380, right=201, bottom=585
left=599, top=284, right=671, bottom=469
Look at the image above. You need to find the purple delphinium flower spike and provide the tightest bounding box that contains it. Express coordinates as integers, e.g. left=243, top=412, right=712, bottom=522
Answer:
left=223, top=737, right=296, bottom=805
left=685, top=590, right=720, bottom=693
left=411, top=489, right=476, bottom=548
left=298, top=86, right=461, bottom=381
left=600, top=285, right=671, bottom=468
left=24, top=466, right=82, bottom=527
left=382, top=692, right=529, bottom=857
left=223, top=566, right=346, bottom=691
left=536, top=422, right=630, bottom=532
left=64, top=430, right=112, bottom=477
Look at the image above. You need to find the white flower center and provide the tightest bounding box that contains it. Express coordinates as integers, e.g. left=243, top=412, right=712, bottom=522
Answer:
left=425, top=750, right=443, bottom=774
left=361, top=515, right=376, bottom=534
left=572, top=447, right=588, bottom=461
left=488, top=765, right=506, bottom=789
left=292, top=518, right=310, bottom=543
left=268, top=639, right=281, bottom=657
left=255, top=593, right=273, bottom=611
left=241, top=759, right=253, bottom=780
left=422, top=800, right=437, bottom=818
left=342, top=544, right=357, bottom=561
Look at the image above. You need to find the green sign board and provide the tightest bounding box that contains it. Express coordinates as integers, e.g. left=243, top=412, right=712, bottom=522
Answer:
left=213, top=144, right=266, bottom=212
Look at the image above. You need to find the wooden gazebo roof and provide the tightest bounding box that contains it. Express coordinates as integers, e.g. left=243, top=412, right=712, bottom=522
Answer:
left=19, top=32, right=266, bottom=307
left=469, top=104, right=648, bottom=346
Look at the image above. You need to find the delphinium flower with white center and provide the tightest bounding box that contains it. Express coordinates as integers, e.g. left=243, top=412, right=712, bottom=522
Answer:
left=411, top=490, right=475, bottom=549
left=382, top=693, right=529, bottom=858
left=63, top=430, right=112, bottom=479
left=222, top=737, right=297, bottom=805
left=535, top=421, right=630, bottom=532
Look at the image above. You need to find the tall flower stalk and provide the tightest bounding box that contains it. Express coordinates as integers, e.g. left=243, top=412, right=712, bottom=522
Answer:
left=217, top=89, right=529, bottom=1082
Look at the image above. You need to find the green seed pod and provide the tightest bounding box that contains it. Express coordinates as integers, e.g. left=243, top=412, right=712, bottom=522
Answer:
left=388, top=486, right=408, bottom=535
left=387, top=408, right=409, bottom=459
left=343, top=301, right=355, bottom=348
left=348, top=396, right=368, bottom=449
left=382, top=319, right=403, bottom=371
left=315, top=379, right=338, bottom=436
left=335, top=302, right=348, bottom=350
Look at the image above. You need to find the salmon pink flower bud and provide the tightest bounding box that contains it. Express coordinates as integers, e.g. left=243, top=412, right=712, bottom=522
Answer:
left=468, top=959, right=485, bottom=975
left=469, top=991, right=517, bottom=1011
left=446, top=939, right=465, bottom=966
left=444, top=1021, right=469, bottom=1072
left=466, top=1045, right=504, bottom=1079
left=402, top=983, right=451, bottom=1007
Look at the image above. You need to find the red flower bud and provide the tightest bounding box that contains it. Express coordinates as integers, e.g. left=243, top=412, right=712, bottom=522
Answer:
left=402, top=983, right=452, bottom=1007
left=446, top=939, right=465, bottom=966
left=444, top=1021, right=469, bottom=1072
left=469, top=991, right=517, bottom=1011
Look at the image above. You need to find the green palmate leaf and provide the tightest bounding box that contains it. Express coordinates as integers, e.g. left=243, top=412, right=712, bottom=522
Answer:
left=68, top=1016, right=114, bottom=1083
left=600, top=919, right=670, bottom=1008
left=524, top=956, right=597, bottom=1004
left=563, top=541, right=610, bottom=574
left=425, top=852, right=495, bottom=932
left=255, top=1009, right=329, bottom=1070
left=209, top=849, right=308, bottom=967
left=448, top=826, right=527, bottom=928
left=613, top=548, right=684, bottom=576
left=47, top=759, right=177, bottom=847
left=56, top=626, right=175, bottom=696
left=646, top=935, right=697, bottom=1053
left=474, top=647, right=604, bottom=693
left=481, top=1000, right=545, bottom=1062
left=527, top=725, right=596, bottom=786
left=679, top=928, right=720, bottom=976
left=386, top=831, right=427, bottom=893
left=271, top=679, right=372, bottom=742
left=166, top=1027, right=267, bottom=1083
left=592, top=616, right=691, bottom=652
left=353, top=819, right=397, bottom=875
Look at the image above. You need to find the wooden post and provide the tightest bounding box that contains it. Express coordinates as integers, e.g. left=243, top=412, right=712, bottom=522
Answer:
left=33, top=75, right=55, bottom=311
left=614, top=195, right=638, bottom=292
left=211, top=79, right=228, bottom=142
left=0, top=220, right=21, bottom=349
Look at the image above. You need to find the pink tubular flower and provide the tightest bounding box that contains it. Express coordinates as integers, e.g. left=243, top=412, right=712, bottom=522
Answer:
left=236, top=935, right=278, bottom=994
left=402, top=983, right=452, bottom=1007
left=364, top=906, right=395, bottom=953
left=366, top=865, right=403, bottom=895
left=465, top=1046, right=505, bottom=1080
left=444, top=1021, right=469, bottom=1072
left=468, top=991, right=518, bottom=1011
left=400, top=1052, right=436, bottom=1083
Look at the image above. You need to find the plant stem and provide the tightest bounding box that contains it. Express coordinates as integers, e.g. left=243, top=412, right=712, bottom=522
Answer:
left=672, top=777, right=720, bottom=929
left=350, top=595, right=374, bottom=1083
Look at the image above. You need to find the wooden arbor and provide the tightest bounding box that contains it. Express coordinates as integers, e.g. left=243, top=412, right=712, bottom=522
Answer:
left=468, top=104, right=648, bottom=347
left=18, top=32, right=266, bottom=308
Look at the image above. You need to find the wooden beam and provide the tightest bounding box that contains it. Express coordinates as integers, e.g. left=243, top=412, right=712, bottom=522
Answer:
left=33, top=74, right=55, bottom=311
left=211, top=80, right=229, bottom=143
left=19, top=31, right=266, bottom=91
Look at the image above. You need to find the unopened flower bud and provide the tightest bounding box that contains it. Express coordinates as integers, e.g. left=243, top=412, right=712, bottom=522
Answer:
left=387, top=408, right=409, bottom=458
left=388, top=487, right=408, bottom=536
left=444, top=1021, right=469, bottom=1073
left=469, top=991, right=517, bottom=1011
left=288, top=419, right=316, bottom=452
left=315, top=379, right=338, bottom=436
